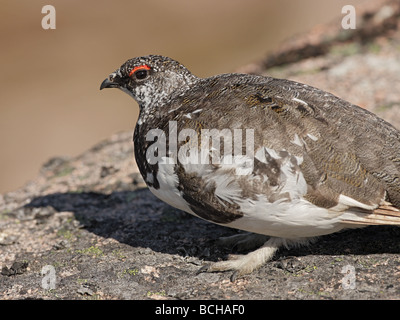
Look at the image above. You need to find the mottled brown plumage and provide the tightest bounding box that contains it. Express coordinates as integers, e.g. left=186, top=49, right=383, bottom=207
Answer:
left=101, top=55, right=400, bottom=279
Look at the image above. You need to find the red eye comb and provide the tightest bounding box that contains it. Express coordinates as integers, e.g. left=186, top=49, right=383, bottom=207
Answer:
left=129, top=65, right=151, bottom=77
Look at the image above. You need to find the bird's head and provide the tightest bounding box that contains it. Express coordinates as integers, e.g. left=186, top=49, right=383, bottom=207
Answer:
left=100, top=55, right=197, bottom=109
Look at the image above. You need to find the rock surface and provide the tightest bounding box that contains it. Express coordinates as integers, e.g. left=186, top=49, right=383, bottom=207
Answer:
left=1, top=0, right=400, bottom=300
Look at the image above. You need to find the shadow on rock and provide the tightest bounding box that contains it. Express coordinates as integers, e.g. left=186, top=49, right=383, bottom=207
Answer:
left=24, top=189, right=236, bottom=260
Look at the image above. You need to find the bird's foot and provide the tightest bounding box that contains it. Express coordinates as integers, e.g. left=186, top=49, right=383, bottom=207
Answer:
left=197, top=237, right=283, bottom=281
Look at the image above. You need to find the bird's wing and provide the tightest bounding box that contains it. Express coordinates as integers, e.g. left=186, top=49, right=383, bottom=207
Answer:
left=166, top=75, right=400, bottom=225
left=259, top=79, right=400, bottom=226
left=254, top=79, right=388, bottom=210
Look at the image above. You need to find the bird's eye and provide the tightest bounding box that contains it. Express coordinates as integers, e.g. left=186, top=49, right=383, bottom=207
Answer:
left=134, top=69, right=148, bottom=80
left=129, top=65, right=151, bottom=81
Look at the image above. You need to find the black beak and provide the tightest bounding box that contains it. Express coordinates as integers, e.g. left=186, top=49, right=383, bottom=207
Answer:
left=100, top=78, right=119, bottom=90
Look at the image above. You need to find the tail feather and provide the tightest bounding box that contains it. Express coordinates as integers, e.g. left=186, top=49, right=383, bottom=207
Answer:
left=341, top=203, right=400, bottom=226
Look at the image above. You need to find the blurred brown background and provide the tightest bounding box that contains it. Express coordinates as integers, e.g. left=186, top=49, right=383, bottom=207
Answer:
left=0, top=0, right=369, bottom=193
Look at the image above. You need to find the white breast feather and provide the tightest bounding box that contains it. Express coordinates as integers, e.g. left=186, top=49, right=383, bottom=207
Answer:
left=147, top=147, right=349, bottom=239
left=149, top=157, right=195, bottom=215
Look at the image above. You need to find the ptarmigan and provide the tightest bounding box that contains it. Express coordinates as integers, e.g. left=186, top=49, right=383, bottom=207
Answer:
left=101, top=55, right=400, bottom=280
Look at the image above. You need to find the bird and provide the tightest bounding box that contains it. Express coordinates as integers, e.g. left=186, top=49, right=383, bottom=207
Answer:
left=100, top=54, right=400, bottom=280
